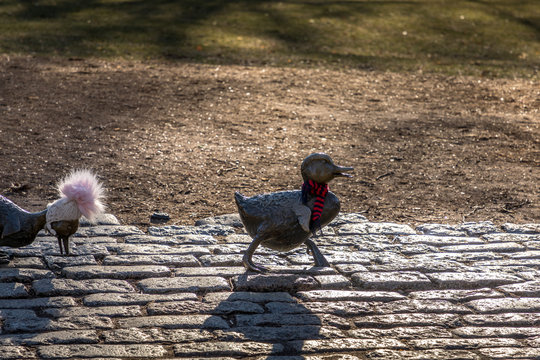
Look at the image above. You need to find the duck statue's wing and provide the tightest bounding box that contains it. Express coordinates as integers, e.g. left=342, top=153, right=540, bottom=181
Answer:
left=293, top=202, right=311, bottom=233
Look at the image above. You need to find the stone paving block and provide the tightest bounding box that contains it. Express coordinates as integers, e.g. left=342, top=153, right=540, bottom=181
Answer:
left=526, top=337, right=540, bottom=347
left=315, top=274, right=352, bottom=289
left=174, top=266, right=247, bottom=277
left=318, top=235, right=391, bottom=247
left=288, top=338, right=407, bottom=353
left=195, top=213, right=244, bottom=228
left=477, top=347, right=540, bottom=359
left=5, top=257, right=46, bottom=268
left=1, top=240, right=55, bottom=257
left=70, top=236, right=119, bottom=245
left=44, top=255, right=97, bottom=270
left=416, top=224, right=467, bottom=237
left=199, top=254, right=290, bottom=267
left=261, top=265, right=337, bottom=275
left=43, top=305, right=142, bottom=318
left=232, top=325, right=344, bottom=342
left=338, top=222, right=416, bottom=235
left=265, top=301, right=313, bottom=314
left=508, top=250, right=540, bottom=259
left=113, top=243, right=211, bottom=256
left=335, top=264, right=369, bottom=274
left=409, top=337, right=523, bottom=349
left=458, top=221, right=500, bottom=236
left=0, top=282, right=28, bottom=298
left=0, top=330, right=99, bottom=345
left=301, top=301, right=375, bottom=316
left=502, top=223, right=540, bottom=234
left=236, top=313, right=348, bottom=329
left=148, top=224, right=235, bottom=236
left=440, top=242, right=525, bottom=253
left=0, top=268, right=54, bottom=282
left=330, top=213, right=369, bottom=226
left=0, top=296, right=76, bottom=309
left=349, top=237, right=400, bottom=252
left=83, top=292, right=197, bottom=306
left=174, top=341, right=282, bottom=357
left=354, top=313, right=461, bottom=327
left=101, top=328, right=214, bottom=344
left=289, top=252, right=375, bottom=266
left=466, top=297, right=540, bottom=313
left=65, top=243, right=110, bottom=257
left=37, top=344, right=166, bottom=359
left=74, top=225, right=144, bottom=237
left=3, top=315, right=114, bottom=333
left=366, top=260, right=470, bottom=273
left=147, top=300, right=264, bottom=315
left=103, top=254, right=199, bottom=266
left=349, top=326, right=453, bottom=339
left=233, top=274, right=319, bottom=292
left=463, top=313, right=540, bottom=326
left=366, top=349, right=481, bottom=360
left=397, top=243, right=440, bottom=255
left=0, top=346, right=37, bottom=359
left=138, top=276, right=230, bottom=293
left=117, top=314, right=229, bottom=329
left=452, top=326, right=540, bottom=338
left=409, top=288, right=503, bottom=301
left=33, top=278, right=135, bottom=296
left=482, top=233, right=540, bottom=243
left=203, top=291, right=296, bottom=303
left=352, top=271, right=433, bottom=291
left=224, top=234, right=253, bottom=244
left=524, top=240, right=540, bottom=250
left=395, top=235, right=484, bottom=246
left=296, top=290, right=406, bottom=302
left=124, top=234, right=218, bottom=245
left=474, top=259, right=540, bottom=268
left=62, top=265, right=171, bottom=279
left=426, top=271, right=523, bottom=289
left=413, top=251, right=504, bottom=262
left=497, top=281, right=540, bottom=297
left=375, top=299, right=472, bottom=314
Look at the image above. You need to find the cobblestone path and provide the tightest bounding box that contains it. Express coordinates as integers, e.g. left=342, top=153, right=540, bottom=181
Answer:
left=0, top=213, right=539, bottom=359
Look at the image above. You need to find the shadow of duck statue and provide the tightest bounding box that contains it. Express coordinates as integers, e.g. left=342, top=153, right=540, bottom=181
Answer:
left=235, top=153, right=353, bottom=272
left=0, top=170, right=105, bottom=263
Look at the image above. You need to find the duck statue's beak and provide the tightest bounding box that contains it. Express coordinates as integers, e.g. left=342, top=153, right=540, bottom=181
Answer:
left=333, top=164, right=354, bottom=178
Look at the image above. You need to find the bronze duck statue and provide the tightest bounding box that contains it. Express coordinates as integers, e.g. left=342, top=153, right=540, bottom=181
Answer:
left=235, top=153, right=353, bottom=272
left=0, top=170, right=105, bottom=262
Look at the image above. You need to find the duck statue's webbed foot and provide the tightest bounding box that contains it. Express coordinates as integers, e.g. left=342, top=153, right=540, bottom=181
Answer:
left=242, top=234, right=268, bottom=272
left=306, top=239, right=330, bottom=267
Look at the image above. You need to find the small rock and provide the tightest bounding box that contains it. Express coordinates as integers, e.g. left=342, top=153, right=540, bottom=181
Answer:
left=150, top=212, right=170, bottom=223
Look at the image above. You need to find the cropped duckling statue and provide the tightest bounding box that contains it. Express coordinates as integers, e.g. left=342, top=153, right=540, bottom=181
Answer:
left=235, top=153, right=353, bottom=272
left=0, top=170, right=105, bottom=262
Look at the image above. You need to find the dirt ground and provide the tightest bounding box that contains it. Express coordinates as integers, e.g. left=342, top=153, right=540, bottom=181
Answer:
left=0, top=56, right=538, bottom=230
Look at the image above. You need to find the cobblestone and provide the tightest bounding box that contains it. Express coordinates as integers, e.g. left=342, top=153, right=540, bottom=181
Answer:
left=0, top=213, right=538, bottom=359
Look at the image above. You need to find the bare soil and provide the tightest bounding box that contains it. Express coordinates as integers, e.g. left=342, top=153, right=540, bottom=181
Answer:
left=1, top=56, right=538, bottom=230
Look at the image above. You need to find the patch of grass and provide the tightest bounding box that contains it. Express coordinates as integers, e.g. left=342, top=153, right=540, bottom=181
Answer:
left=0, top=0, right=538, bottom=77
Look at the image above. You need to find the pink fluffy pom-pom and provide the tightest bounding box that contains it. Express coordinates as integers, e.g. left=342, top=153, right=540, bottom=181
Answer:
left=58, top=169, right=105, bottom=220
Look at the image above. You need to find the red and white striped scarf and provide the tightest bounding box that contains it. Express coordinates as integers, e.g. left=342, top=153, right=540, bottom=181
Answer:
left=301, top=179, right=329, bottom=234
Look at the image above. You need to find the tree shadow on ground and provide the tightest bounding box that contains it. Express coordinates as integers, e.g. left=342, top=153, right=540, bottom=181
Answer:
left=198, top=272, right=340, bottom=359
left=1, top=0, right=538, bottom=75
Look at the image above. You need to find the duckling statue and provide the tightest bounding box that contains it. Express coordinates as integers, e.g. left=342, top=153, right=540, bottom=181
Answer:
left=0, top=169, right=105, bottom=262
left=235, top=153, right=353, bottom=272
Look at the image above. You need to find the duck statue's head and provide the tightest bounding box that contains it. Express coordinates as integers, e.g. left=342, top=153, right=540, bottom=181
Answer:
left=301, top=153, right=353, bottom=184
